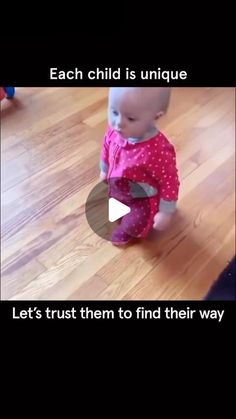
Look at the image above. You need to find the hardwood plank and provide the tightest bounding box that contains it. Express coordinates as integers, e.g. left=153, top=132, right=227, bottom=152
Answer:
left=1, top=87, right=235, bottom=300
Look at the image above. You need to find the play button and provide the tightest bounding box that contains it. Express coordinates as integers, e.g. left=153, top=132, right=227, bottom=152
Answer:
left=108, top=198, right=130, bottom=222
left=85, top=177, right=151, bottom=242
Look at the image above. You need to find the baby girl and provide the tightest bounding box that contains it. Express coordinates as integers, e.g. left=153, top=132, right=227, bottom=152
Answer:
left=99, top=87, right=180, bottom=245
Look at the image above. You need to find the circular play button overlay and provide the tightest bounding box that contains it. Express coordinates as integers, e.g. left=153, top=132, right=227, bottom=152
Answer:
left=85, top=178, right=152, bottom=241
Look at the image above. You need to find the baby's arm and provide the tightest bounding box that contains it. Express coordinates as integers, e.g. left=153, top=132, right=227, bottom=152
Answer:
left=99, top=127, right=111, bottom=180
left=153, top=142, right=180, bottom=231
left=100, top=170, right=107, bottom=181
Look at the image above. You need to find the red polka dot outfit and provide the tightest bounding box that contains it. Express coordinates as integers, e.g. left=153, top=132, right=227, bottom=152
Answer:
left=100, top=126, right=180, bottom=241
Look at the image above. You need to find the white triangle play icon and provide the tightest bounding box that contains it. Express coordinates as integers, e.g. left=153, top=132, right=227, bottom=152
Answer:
left=108, top=198, right=131, bottom=222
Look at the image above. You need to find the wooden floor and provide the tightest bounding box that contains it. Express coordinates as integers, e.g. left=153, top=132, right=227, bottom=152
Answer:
left=1, top=87, right=235, bottom=300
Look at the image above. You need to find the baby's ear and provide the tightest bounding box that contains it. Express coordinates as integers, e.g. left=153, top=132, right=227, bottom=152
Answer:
left=155, top=111, right=164, bottom=120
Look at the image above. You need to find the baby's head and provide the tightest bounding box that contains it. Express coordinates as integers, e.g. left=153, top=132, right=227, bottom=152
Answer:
left=108, top=87, right=171, bottom=139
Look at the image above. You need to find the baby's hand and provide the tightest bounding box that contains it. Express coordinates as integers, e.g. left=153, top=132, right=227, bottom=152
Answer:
left=153, top=212, right=173, bottom=231
left=100, top=171, right=107, bottom=181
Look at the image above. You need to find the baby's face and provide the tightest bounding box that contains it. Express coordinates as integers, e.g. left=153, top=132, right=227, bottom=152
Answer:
left=108, top=88, right=158, bottom=139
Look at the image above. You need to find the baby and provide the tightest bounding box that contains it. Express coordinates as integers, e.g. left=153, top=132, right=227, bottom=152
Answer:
left=100, top=87, right=180, bottom=245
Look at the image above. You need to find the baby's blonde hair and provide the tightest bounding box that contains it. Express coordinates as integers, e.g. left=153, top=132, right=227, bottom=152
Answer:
left=135, top=87, right=171, bottom=114
left=154, top=87, right=171, bottom=114
left=110, top=87, right=171, bottom=116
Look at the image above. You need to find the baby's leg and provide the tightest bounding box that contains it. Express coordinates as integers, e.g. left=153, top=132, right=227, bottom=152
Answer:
left=121, top=199, right=151, bottom=238
left=111, top=199, right=155, bottom=245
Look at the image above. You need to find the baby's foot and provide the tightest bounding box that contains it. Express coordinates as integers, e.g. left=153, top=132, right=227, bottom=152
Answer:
left=111, top=227, right=133, bottom=246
